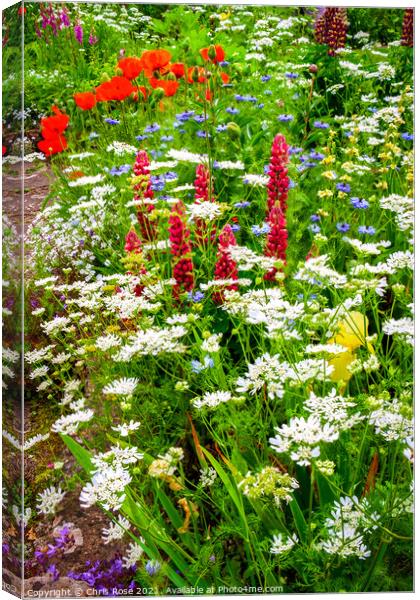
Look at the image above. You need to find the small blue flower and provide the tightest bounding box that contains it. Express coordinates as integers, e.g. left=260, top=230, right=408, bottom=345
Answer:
left=261, top=75, right=272, bottom=82
left=226, top=106, right=240, bottom=114
left=289, top=146, right=303, bottom=155
left=188, top=291, right=205, bottom=303
left=358, top=225, right=376, bottom=235
left=219, top=60, right=230, bottom=67
left=264, top=90, right=273, bottom=95
left=196, top=130, right=209, bottom=138
left=89, top=132, right=99, bottom=140
left=313, top=121, right=329, bottom=129
left=336, top=183, right=351, bottom=193
left=136, top=134, right=148, bottom=141
left=160, top=135, right=174, bottom=142
left=144, top=122, right=160, bottom=133
left=401, top=132, right=414, bottom=141
left=309, top=150, right=324, bottom=161
left=310, top=224, right=320, bottom=233
left=194, top=114, right=208, bottom=123
left=231, top=224, right=241, bottom=232
left=278, top=114, right=294, bottom=122
left=216, top=124, right=228, bottom=132
left=257, top=103, right=264, bottom=109
left=145, top=560, right=161, bottom=576
left=285, top=72, right=298, bottom=79
left=234, top=201, right=251, bottom=209
left=251, top=223, right=271, bottom=236
left=310, top=214, right=320, bottom=222
left=336, top=222, right=350, bottom=233
left=176, top=110, right=195, bottom=122
left=104, top=118, right=119, bottom=125
left=191, top=355, right=214, bottom=373
left=351, top=197, right=369, bottom=209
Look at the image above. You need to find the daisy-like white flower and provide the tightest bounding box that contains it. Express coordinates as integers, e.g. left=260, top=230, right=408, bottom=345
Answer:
left=193, top=391, right=233, bottom=410
left=123, top=540, right=145, bottom=568
left=111, top=420, right=141, bottom=437
left=36, top=485, right=66, bottom=515
left=102, top=515, right=131, bottom=544
left=103, top=377, right=139, bottom=396
left=270, top=532, right=298, bottom=554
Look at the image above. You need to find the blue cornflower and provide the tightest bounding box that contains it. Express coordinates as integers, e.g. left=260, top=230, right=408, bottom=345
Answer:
left=151, top=175, right=165, bottom=191
left=216, top=124, right=228, bottom=132
left=194, top=114, right=208, bottom=123
left=145, top=560, right=161, bottom=576
left=257, top=103, right=264, bottom=109
left=309, top=150, right=325, bottom=160
left=104, top=118, right=119, bottom=125
left=310, top=224, right=321, bottom=233
left=196, top=130, right=209, bottom=138
left=264, top=90, right=273, bottom=95
left=144, top=122, right=160, bottom=133
left=401, top=132, right=414, bottom=141
left=160, top=135, right=174, bottom=142
left=336, top=182, right=351, bottom=193
left=278, top=114, right=294, bottom=122
left=263, top=165, right=270, bottom=174
left=261, top=75, right=272, bottom=82
left=251, top=223, right=271, bottom=236
left=219, top=60, right=230, bottom=67
left=136, top=134, right=148, bottom=141
left=231, top=224, right=241, bottom=232
left=235, top=201, right=251, bottom=208
left=191, top=355, right=214, bottom=373
left=289, top=146, right=303, bottom=155
left=285, top=72, right=298, bottom=79
left=336, top=222, right=350, bottom=233
left=310, top=214, right=321, bottom=222
left=164, top=171, right=178, bottom=181
left=188, top=291, right=205, bottom=303
left=176, top=110, right=195, bottom=122
left=235, top=94, right=257, bottom=103
left=226, top=106, right=240, bottom=114
left=108, top=164, right=131, bottom=176
left=351, top=197, right=369, bottom=209
left=358, top=225, right=376, bottom=235
left=313, top=121, right=329, bottom=129
left=288, top=180, right=296, bottom=189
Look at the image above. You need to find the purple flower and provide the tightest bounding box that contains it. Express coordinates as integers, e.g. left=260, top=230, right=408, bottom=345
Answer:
left=231, top=224, right=241, bottom=232
left=161, top=135, right=174, bottom=142
left=74, top=24, right=83, bottom=45
left=144, top=123, right=160, bottom=133
left=251, top=223, right=271, bottom=236
left=226, top=106, right=239, bottom=114
left=60, top=11, right=70, bottom=28
left=104, top=118, right=120, bottom=125
left=401, top=132, right=413, bottom=141
left=145, top=560, right=161, bottom=576
left=358, top=225, right=376, bottom=235
left=196, top=130, right=209, bottom=138
left=285, top=72, right=298, bottom=79
left=351, top=197, right=369, bottom=209
left=234, top=201, right=250, bottom=208
left=89, top=33, right=98, bottom=45
left=47, top=565, right=60, bottom=582
left=261, top=75, right=272, bottom=82
left=216, top=124, right=228, bottom=132
left=336, top=222, right=350, bottom=233
left=313, top=120, right=329, bottom=129
left=278, top=114, right=294, bottom=122
left=310, top=214, right=321, bottom=222
left=336, top=182, right=351, bottom=193
left=310, top=224, right=321, bottom=233
left=188, top=291, right=205, bottom=303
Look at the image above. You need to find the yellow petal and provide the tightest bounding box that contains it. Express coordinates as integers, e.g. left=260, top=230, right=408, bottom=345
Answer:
left=329, top=350, right=355, bottom=383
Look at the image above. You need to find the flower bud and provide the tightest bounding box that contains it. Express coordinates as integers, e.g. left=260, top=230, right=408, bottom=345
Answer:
left=208, top=45, right=217, bottom=61
left=226, top=121, right=241, bottom=140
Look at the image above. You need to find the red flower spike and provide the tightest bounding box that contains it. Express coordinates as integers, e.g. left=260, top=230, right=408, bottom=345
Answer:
left=169, top=201, right=194, bottom=296
left=264, top=202, right=288, bottom=281
left=401, top=9, right=414, bottom=47
left=314, top=8, right=348, bottom=56
left=267, top=134, right=289, bottom=215
left=213, top=224, right=238, bottom=304
left=132, top=150, right=157, bottom=242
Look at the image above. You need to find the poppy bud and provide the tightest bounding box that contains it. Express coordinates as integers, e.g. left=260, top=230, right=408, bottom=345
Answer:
left=192, top=66, right=200, bottom=82
left=115, top=67, right=124, bottom=76
left=152, top=87, right=165, bottom=100
left=100, top=72, right=111, bottom=83
left=226, top=122, right=241, bottom=140
left=166, top=71, right=177, bottom=81
left=208, top=45, right=217, bottom=61
left=309, top=64, right=318, bottom=74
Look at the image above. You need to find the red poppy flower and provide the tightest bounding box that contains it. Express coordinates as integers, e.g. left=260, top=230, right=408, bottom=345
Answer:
left=38, top=134, right=68, bottom=156
left=117, top=56, right=144, bottom=80
left=200, top=45, right=225, bottom=64
left=95, top=76, right=135, bottom=102
left=187, top=66, right=207, bottom=84
left=40, top=106, right=69, bottom=136
left=170, top=63, right=185, bottom=78
left=221, top=72, right=230, bottom=84
left=74, top=92, right=97, bottom=110
left=140, top=49, right=171, bottom=76
left=149, top=78, right=179, bottom=97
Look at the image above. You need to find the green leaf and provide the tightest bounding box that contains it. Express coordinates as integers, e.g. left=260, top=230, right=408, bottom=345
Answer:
left=61, top=434, right=93, bottom=473
left=289, top=497, right=308, bottom=543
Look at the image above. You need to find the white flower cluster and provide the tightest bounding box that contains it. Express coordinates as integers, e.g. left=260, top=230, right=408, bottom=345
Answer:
left=383, top=317, right=414, bottom=346
left=36, top=485, right=66, bottom=515
left=102, top=515, right=131, bottom=544
left=114, top=326, right=188, bottom=362
left=318, top=496, right=380, bottom=560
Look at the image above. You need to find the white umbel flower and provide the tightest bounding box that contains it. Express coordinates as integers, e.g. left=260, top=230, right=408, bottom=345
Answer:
left=36, top=485, right=66, bottom=515
left=103, top=378, right=139, bottom=396
left=270, top=532, right=298, bottom=554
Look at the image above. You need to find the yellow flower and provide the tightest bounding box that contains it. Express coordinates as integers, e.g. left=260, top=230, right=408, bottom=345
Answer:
left=328, top=311, right=374, bottom=383
left=322, top=170, right=337, bottom=180
left=317, top=189, right=334, bottom=199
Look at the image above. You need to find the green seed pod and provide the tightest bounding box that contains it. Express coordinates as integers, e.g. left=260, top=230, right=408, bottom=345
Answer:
left=226, top=122, right=241, bottom=140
